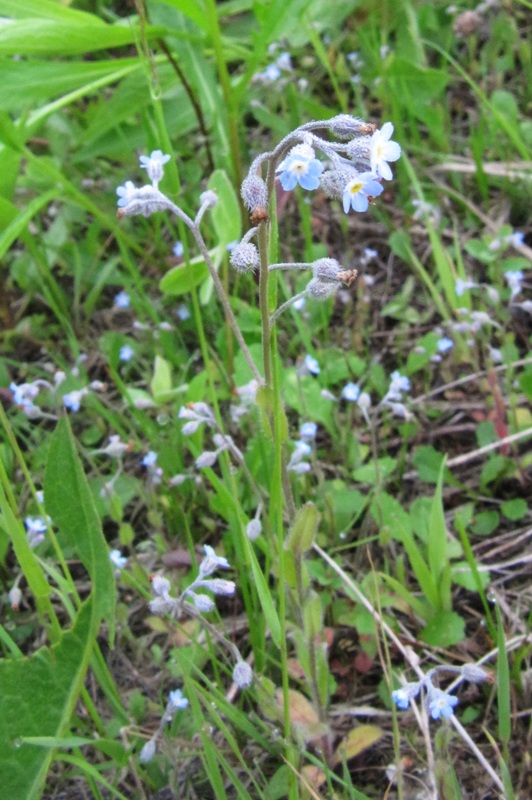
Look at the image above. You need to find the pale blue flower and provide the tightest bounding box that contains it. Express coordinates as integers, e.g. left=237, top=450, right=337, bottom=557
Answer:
left=173, top=241, right=184, bottom=258
left=277, top=147, right=323, bottom=192
left=341, top=382, right=360, bottom=402
left=300, top=422, right=318, bottom=439
left=142, top=451, right=158, bottom=468
left=116, top=180, right=136, bottom=208
left=168, top=689, right=189, bottom=710
left=110, top=549, right=127, bottom=569
left=343, top=172, right=383, bottom=213
left=508, top=231, right=524, bottom=247
left=114, top=291, right=130, bottom=309
left=263, top=63, right=281, bottom=82
left=389, top=371, right=410, bottom=395
left=25, top=516, right=47, bottom=548
left=505, top=269, right=523, bottom=300
left=176, top=303, right=191, bottom=321
left=427, top=686, right=459, bottom=720
left=437, top=337, right=454, bottom=353
left=293, top=297, right=306, bottom=311
left=276, top=52, right=292, bottom=71
left=139, top=149, right=171, bottom=188
left=455, top=278, right=477, bottom=296
left=303, top=354, right=320, bottom=375
left=199, top=545, right=230, bottom=576
left=62, top=388, right=88, bottom=412
left=392, top=682, right=421, bottom=710
left=119, top=344, right=134, bottom=362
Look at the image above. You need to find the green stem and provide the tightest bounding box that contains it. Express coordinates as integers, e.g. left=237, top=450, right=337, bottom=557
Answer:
left=204, top=0, right=244, bottom=191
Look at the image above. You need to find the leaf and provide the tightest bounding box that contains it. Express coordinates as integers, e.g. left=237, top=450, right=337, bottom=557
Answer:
left=284, top=689, right=320, bottom=726
left=421, top=610, right=465, bottom=647
left=207, top=169, right=241, bottom=246
left=44, top=417, right=116, bottom=635
left=427, top=460, right=449, bottom=599
left=0, top=600, right=97, bottom=800
left=150, top=355, right=173, bottom=402
left=160, top=253, right=210, bottom=296
left=0, top=18, right=164, bottom=57
left=332, top=725, right=383, bottom=765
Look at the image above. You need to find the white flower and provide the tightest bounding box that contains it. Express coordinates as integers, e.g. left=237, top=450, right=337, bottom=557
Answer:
left=370, top=122, right=401, bottom=180
left=139, top=149, right=171, bottom=188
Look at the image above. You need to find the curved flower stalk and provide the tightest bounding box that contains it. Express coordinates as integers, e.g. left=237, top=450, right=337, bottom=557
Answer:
left=116, top=153, right=262, bottom=385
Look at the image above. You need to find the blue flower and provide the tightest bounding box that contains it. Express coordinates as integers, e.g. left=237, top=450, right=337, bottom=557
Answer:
left=303, top=354, right=320, bottom=375
left=114, top=291, right=130, bottom=309
left=277, top=145, right=323, bottom=192
left=437, top=337, right=454, bottom=353
left=62, top=389, right=88, bottom=412
left=142, top=451, right=158, bottom=468
left=455, top=278, right=477, bottom=296
left=427, top=686, right=459, bottom=720
left=110, top=549, right=127, bottom=569
left=173, top=241, right=184, bottom=258
left=341, top=382, right=360, bottom=402
left=199, top=545, right=230, bottom=576
left=116, top=180, right=137, bottom=208
left=119, top=344, right=134, bottom=362
left=300, top=422, right=318, bottom=439
left=392, top=681, right=421, bottom=710
left=176, top=303, right=191, bottom=321
left=343, top=172, right=383, bottom=213
left=168, top=689, right=189, bottom=710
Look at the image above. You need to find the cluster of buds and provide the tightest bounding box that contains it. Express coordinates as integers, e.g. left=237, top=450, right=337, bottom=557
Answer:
left=240, top=115, right=400, bottom=223
left=148, top=545, right=253, bottom=698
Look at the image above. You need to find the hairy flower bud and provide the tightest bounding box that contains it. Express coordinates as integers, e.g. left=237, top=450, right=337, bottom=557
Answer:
left=230, top=242, right=260, bottom=272
left=199, top=189, right=218, bottom=209
left=233, top=660, right=253, bottom=689
left=117, top=185, right=173, bottom=218
left=327, top=114, right=376, bottom=140
left=306, top=278, right=338, bottom=300
left=320, top=167, right=358, bottom=201
left=241, top=173, right=267, bottom=214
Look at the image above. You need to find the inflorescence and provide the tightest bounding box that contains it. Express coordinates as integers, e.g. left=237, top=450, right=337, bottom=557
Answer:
left=392, top=663, right=493, bottom=721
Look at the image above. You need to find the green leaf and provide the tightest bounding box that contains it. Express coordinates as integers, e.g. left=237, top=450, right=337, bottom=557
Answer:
left=421, top=610, right=465, bottom=647
left=44, top=417, right=116, bottom=635
left=208, top=169, right=242, bottom=246
left=427, top=460, right=449, bottom=605
left=352, top=457, right=397, bottom=483
left=0, top=600, right=96, bottom=800
left=150, top=355, right=173, bottom=402
left=470, top=510, right=500, bottom=536
left=501, top=498, right=527, bottom=521
left=160, top=253, right=210, bottom=296
left=285, top=502, right=320, bottom=555
left=0, top=18, right=164, bottom=57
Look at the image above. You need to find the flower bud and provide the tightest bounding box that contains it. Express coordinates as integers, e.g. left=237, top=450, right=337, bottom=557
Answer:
left=199, top=189, right=218, bottom=209
left=139, top=738, right=157, bottom=763
left=233, top=660, right=253, bottom=688
left=229, top=242, right=260, bottom=272
left=117, top=185, right=173, bottom=218
left=241, top=173, right=267, bottom=213
left=189, top=592, right=215, bottom=612
left=246, top=519, right=262, bottom=541
left=199, top=578, right=236, bottom=596
left=327, top=114, right=375, bottom=139
left=9, top=586, right=22, bottom=610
